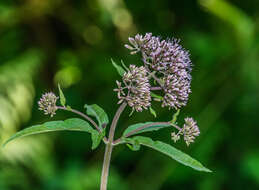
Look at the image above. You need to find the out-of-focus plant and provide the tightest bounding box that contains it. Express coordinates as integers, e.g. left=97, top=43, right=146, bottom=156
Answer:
left=3, top=33, right=211, bottom=190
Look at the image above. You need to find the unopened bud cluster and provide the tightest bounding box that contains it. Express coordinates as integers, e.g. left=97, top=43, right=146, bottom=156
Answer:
left=38, top=92, right=58, bottom=117
left=125, top=33, right=192, bottom=110
left=114, top=65, right=151, bottom=112
left=171, top=117, right=200, bottom=146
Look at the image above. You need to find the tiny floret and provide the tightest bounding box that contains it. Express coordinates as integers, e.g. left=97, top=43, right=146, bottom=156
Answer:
left=181, top=117, right=200, bottom=146
left=171, top=132, right=180, bottom=143
left=114, top=65, right=151, bottom=112
left=38, top=92, right=59, bottom=117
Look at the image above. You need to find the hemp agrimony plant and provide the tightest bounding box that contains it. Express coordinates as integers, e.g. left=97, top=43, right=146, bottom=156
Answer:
left=3, top=33, right=211, bottom=190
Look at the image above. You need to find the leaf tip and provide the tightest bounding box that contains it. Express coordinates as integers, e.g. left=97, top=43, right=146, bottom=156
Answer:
left=1, top=143, right=7, bottom=148
left=202, top=167, right=212, bottom=173
left=111, top=58, right=126, bottom=76
left=58, top=83, right=66, bottom=106
left=2, top=138, right=12, bottom=148
left=149, top=107, right=157, bottom=118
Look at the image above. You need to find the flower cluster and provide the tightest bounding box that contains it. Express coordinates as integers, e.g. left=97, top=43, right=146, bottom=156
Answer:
left=116, top=33, right=199, bottom=145
left=114, top=65, right=151, bottom=112
left=162, top=75, right=191, bottom=109
left=125, top=33, right=192, bottom=77
left=125, top=33, right=192, bottom=110
left=182, top=117, right=200, bottom=145
left=38, top=92, right=59, bottom=117
left=171, top=117, right=200, bottom=146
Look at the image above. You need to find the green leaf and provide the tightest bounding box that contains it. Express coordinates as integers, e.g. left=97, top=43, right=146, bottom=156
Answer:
left=123, top=122, right=171, bottom=137
left=123, top=137, right=140, bottom=151
left=150, top=92, right=163, bottom=101
left=111, top=58, right=126, bottom=76
left=126, top=143, right=140, bottom=151
left=149, top=107, right=157, bottom=118
left=58, top=83, right=66, bottom=106
left=84, top=104, right=109, bottom=127
left=66, top=105, right=72, bottom=111
left=126, top=136, right=211, bottom=172
left=120, top=60, right=129, bottom=71
left=91, top=130, right=105, bottom=150
left=171, top=109, right=180, bottom=124
left=129, top=108, right=134, bottom=117
left=3, top=118, right=98, bottom=147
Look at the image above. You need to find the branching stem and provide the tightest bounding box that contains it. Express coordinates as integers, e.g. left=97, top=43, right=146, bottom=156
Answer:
left=113, top=122, right=181, bottom=145
left=57, top=106, right=108, bottom=142
left=150, top=86, right=162, bottom=91
left=100, top=102, right=127, bottom=190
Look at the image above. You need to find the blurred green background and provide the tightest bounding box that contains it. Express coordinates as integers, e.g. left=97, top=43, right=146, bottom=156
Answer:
left=0, top=0, right=258, bottom=189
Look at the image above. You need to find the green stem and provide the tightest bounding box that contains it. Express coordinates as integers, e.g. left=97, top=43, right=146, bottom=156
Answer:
left=100, top=143, right=113, bottom=190
left=143, top=60, right=164, bottom=87
left=57, top=106, right=108, bottom=143
left=113, top=122, right=181, bottom=145
left=100, top=102, right=127, bottom=190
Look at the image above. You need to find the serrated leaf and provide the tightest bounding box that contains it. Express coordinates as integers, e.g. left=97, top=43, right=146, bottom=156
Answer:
left=149, top=107, right=157, bottom=118
left=123, top=122, right=171, bottom=137
left=91, top=130, right=105, bottom=150
left=84, top=104, right=109, bottom=127
left=58, top=84, right=66, bottom=106
left=126, top=136, right=211, bottom=172
left=111, top=58, right=126, bottom=76
left=3, top=118, right=97, bottom=147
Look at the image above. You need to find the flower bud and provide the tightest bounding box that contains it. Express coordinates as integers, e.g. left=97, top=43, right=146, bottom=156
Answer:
left=38, top=92, right=58, bottom=117
left=181, top=117, right=200, bottom=146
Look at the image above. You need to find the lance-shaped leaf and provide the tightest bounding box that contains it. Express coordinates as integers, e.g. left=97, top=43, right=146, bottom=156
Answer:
left=3, top=118, right=100, bottom=149
left=123, top=122, right=171, bottom=137
left=111, top=59, right=126, bottom=76
left=58, top=83, right=66, bottom=106
left=120, top=60, right=129, bottom=71
left=150, top=92, right=163, bottom=101
left=171, top=109, right=180, bottom=124
left=149, top=107, right=157, bottom=118
left=84, top=104, right=109, bottom=128
left=125, top=136, right=211, bottom=172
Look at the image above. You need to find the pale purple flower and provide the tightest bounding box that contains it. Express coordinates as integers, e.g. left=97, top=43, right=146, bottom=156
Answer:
left=162, top=74, right=191, bottom=109
left=114, top=65, right=151, bottom=112
left=125, top=33, right=193, bottom=109
left=125, top=33, right=192, bottom=80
